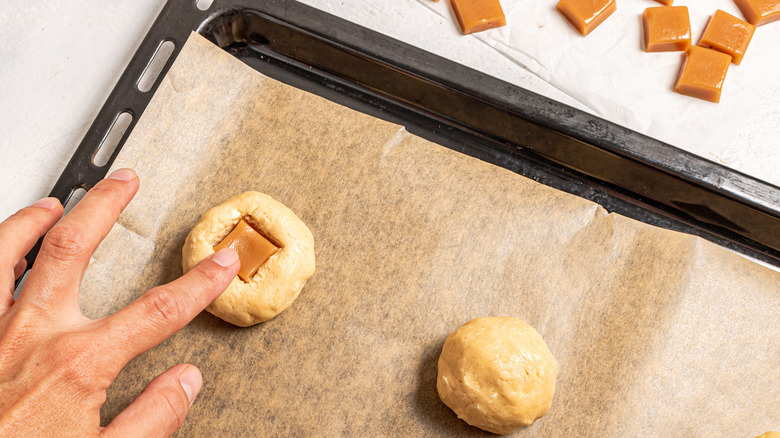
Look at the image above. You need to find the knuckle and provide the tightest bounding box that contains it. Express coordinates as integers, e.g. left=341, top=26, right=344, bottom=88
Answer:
left=51, top=333, right=105, bottom=389
left=194, top=263, right=222, bottom=286
left=0, top=318, right=33, bottom=360
left=41, top=225, right=88, bottom=263
left=145, top=290, right=184, bottom=326
left=55, top=334, right=96, bottom=365
left=158, top=386, right=189, bottom=430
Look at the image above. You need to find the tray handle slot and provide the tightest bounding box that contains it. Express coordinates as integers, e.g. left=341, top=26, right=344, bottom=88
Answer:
left=62, top=187, right=88, bottom=217
left=12, top=271, right=29, bottom=300
left=93, top=112, right=133, bottom=167
left=196, top=0, right=214, bottom=11
left=137, top=40, right=176, bottom=93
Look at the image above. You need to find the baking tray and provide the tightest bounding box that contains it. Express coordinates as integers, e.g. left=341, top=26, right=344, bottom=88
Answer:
left=20, top=0, right=780, bottom=279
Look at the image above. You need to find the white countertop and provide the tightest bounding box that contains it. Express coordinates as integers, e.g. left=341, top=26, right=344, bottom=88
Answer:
left=1, top=0, right=778, bottom=223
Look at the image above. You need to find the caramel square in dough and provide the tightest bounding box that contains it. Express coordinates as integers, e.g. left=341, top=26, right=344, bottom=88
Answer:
left=673, top=46, right=732, bottom=103
left=699, top=10, right=755, bottom=65
left=733, top=0, right=780, bottom=26
left=214, top=218, right=279, bottom=282
left=450, top=0, right=506, bottom=35
left=556, top=0, right=617, bottom=36
left=643, top=6, right=692, bottom=52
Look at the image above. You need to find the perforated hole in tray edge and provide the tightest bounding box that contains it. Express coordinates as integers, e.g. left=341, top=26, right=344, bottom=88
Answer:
left=13, top=271, right=29, bottom=300
left=196, top=0, right=214, bottom=11
left=137, top=40, right=175, bottom=93
left=63, top=187, right=87, bottom=217
left=93, top=112, right=133, bottom=167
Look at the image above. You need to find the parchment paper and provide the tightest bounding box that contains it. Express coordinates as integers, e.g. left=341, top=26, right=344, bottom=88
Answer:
left=81, top=33, right=779, bottom=437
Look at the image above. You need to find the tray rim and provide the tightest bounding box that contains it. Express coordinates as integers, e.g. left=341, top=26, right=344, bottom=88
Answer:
left=19, top=0, right=780, bottom=281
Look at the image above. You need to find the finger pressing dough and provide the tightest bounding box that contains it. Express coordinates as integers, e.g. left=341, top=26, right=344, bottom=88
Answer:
left=437, top=317, right=558, bottom=434
left=183, top=192, right=315, bottom=326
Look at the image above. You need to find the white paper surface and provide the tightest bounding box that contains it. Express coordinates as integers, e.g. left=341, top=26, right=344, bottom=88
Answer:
left=299, top=0, right=780, bottom=188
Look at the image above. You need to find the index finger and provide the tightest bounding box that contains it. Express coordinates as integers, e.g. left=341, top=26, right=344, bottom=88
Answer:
left=20, top=169, right=139, bottom=313
left=98, top=248, right=239, bottom=366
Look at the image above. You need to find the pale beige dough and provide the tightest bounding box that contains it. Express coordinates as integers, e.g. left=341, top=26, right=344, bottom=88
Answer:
left=182, top=191, right=315, bottom=326
left=437, top=317, right=558, bottom=434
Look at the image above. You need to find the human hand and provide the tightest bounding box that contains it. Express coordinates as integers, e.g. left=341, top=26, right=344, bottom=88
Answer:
left=0, top=168, right=240, bottom=437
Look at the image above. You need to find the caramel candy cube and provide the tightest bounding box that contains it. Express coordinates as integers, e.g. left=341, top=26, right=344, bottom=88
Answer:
left=674, top=46, right=732, bottom=103
left=556, top=0, right=617, bottom=36
left=733, top=0, right=780, bottom=26
left=698, top=10, right=755, bottom=65
left=654, top=0, right=673, bottom=5
left=450, top=0, right=506, bottom=35
left=214, top=218, right=279, bottom=282
left=643, top=6, right=692, bottom=52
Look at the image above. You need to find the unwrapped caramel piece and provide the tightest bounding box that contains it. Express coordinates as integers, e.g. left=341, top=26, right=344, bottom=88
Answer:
left=733, top=0, right=780, bottom=25
left=674, top=46, right=732, bottom=103
left=643, top=6, right=692, bottom=52
left=654, top=0, right=673, bottom=5
left=556, top=0, right=617, bottom=36
left=698, top=10, right=755, bottom=65
left=214, top=218, right=279, bottom=282
left=450, top=0, right=506, bottom=35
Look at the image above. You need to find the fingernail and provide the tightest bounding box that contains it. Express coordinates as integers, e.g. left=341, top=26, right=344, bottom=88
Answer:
left=211, top=248, right=239, bottom=267
left=30, top=197, right=61, bottom=210
left=179, top=366, right=202, bottom=406
left=106, top=168, right=137, bottom=181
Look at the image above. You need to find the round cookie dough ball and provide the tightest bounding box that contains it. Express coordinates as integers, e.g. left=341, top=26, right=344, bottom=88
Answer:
left=183, top=192, right=315, bottom=327
left=437, top=317, right=558, bottom=434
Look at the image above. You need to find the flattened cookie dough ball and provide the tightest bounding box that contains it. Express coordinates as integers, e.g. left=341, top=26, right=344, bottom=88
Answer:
left=183, top=192, right=315, bottom=327
left=437, top=317, right=558, bottom=434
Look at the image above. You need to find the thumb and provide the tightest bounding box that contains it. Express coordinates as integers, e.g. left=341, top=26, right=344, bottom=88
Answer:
left=102, top=364, right=202, bottom=438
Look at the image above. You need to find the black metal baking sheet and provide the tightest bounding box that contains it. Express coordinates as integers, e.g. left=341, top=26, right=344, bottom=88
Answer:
left=23, top=0, right=780, bottom=277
